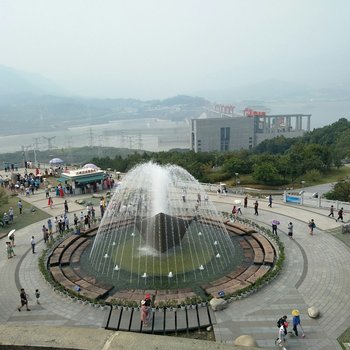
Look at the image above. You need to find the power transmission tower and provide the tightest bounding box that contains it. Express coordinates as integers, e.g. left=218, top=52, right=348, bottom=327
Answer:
left=43, top=136, right=56, bottom=150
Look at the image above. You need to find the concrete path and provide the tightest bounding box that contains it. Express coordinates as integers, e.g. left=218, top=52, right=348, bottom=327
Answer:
left=0, top=175, right=349, bottom=349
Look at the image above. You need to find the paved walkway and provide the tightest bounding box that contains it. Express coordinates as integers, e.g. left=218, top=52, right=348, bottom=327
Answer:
left=0, top=177, right=349, bottom=349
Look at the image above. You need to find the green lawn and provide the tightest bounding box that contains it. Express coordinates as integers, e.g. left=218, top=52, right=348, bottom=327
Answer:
left=0, top=194, right=50, bottom=239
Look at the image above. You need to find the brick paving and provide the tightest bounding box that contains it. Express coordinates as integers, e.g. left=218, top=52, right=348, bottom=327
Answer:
left=0, top=172, right=350, bottom=349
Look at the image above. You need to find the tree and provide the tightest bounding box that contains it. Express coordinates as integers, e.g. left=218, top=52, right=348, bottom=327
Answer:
left=252, top=162, right=283, bottom=185
left=324, top=180, right=350, bottom=202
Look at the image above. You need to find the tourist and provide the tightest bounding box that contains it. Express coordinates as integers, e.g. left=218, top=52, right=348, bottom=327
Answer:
left=9, top=231, right=15, bottom=247
left=6, top=242, right=14, bottom=259
left=287, top=222, right=293, bottom=239
left=232, top=205, right=237, bottom=219
left=328, top=205, right=334, bottom=218
left=73, top=213, right=79, bottom=226
left=277, top=315, right=288, bottom=335
left=254, top=200, right=259, bottom=215
left=18, top=288, right=30, bottom=311
left=276, top=322, right=288, bottom=350
left=336, top=207, right=344, bottom=222
left=2, top=212, right=9, bottom=225
left=42, top=225, right=49, bottom=244
left=47, top=218, right=53, bottom=236
left=8, top=207, right=14, bottom=223
left=140, top=300, right=150, bottom=327
left=17, top=199, right=23, bottom=214
left=292, top=310, right=305, bottom=338
left=64, top=199, right=69, bottom=213
left=30, top=236, right=36, bottom=253
left=272, top=222, right=278, bottom=235
left=244, top=196, right=248, bottom=208
left=99, top=198, right=105, bottom=217
left=54, top=216, right=59, bottom=233
left=308, top=219, right=316, bottom=235
left=45, top=187, right=50, bottom=199
left=268, top=194, right=272, bottom=208
left=64, top=215, right=70, bottom=230
left=35, top=289, right=41, bottom=304
left=48, top=196, right=53, bottom=209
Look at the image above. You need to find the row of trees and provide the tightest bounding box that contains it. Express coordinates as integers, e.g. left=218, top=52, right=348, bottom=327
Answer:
left=91, top=142, right=335, bottom=186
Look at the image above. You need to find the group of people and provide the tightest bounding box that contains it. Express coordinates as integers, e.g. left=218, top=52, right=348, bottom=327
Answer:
left=276, top=311, right=305, bottom=349
left=328, top=205, right=345, bottom=222
left=17, top=288, right=41, bottom=312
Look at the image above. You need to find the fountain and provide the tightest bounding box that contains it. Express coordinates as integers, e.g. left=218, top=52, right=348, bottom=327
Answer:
left=86, top=162, right=243, bottom=291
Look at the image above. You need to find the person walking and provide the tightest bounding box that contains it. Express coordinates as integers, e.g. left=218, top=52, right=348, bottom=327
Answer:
left=328, top=205, right=334, bottom=218
left=268, top=194, right=272, bottom=208
left=287, top=222, right=293, bottom=239
left=292, top=309, right=305, bottom=338
left=140, top=299, right=150, bottom=327
left=254, top=200, right=259, bottom=215
left=336, top=207, right=344, bottom=222
left=30, top=236, right=36, bottom=253
left=276, top=323, right=288, bottom=349
left=308, top=219, right=316, bottom=235
left=35, top=289, right=41, bottom=304
left=64, top=199, right=69, bottom=213
left=18, top=288, right=30, bottom=311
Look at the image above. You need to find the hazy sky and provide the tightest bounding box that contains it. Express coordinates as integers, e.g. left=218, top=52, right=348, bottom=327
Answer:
left=1, top=0, right=349, bottom=99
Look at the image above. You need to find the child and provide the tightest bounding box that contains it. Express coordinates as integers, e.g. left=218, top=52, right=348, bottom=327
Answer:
left=35, top=289, right=40, bottom=304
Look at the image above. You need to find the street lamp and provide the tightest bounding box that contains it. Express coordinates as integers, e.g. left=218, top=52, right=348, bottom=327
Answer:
left=300, top=180, right=305, bottom=205
left=235, top=173, right=239, bottom=193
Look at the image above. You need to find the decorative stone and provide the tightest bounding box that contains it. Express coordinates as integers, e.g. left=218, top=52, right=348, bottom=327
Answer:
left=234, top=335, right=258, bottom=347
left=209, top=297, right=227, bottom=311
left=308, top=306, right=320, bottom=318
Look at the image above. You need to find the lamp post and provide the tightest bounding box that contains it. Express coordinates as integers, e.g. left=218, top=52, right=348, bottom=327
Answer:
left=301, top=180, right=305, bottom=205
left=235, top=173, right=239, bottom=193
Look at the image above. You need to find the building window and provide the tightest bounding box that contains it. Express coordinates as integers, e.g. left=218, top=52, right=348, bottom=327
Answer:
left=220, top=127, right=230, bottom=151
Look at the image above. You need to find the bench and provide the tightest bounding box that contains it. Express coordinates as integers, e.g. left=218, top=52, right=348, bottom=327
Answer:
left=204, top=279, right=250, bottom=296
left=236, top=265, right=260, bottom=282
left=246, top=265, right=271, bottom=284
left=60, top=237, right=88, bottom=265
left=228, top=222, right=257, bottom=234
left=49, top=247, right=65, bottom=266
left=245, top=236, right=264, bottom=264
left=71, top=240, right=91, bottom=263
left=59, top=265, right=110, bottom=299
left=251, top=233, right=275, bottom=265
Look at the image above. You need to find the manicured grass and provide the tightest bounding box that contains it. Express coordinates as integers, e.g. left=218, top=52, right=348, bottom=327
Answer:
left=0, top=194, right=50, bottom=238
